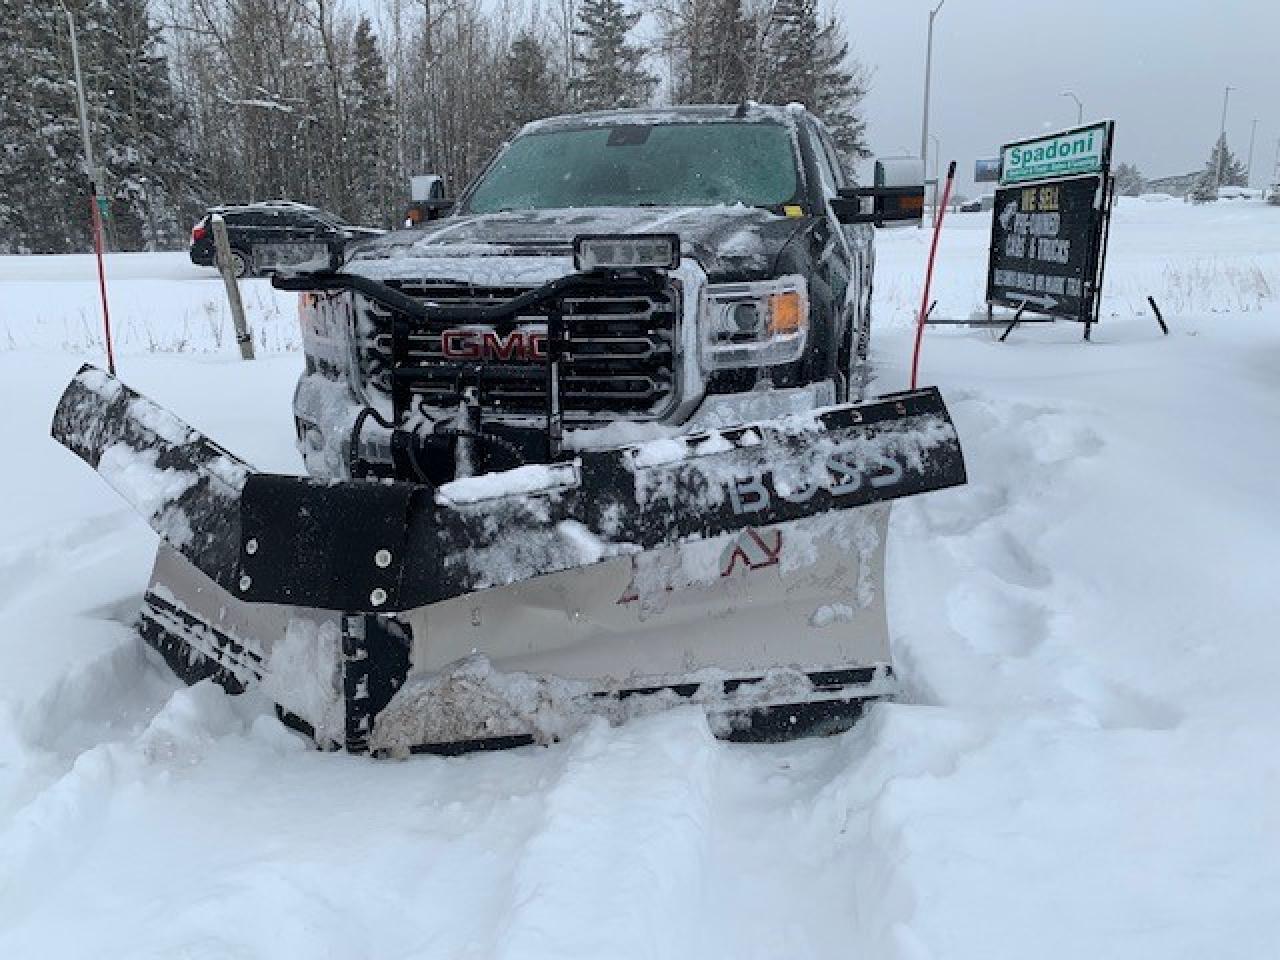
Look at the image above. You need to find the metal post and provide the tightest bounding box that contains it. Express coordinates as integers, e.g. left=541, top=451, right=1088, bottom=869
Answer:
left=1245, top=118, right=1258, bottom=188
left=210, top=215, right=255, bottom=360
left=930, top=134, right=941, bottom=223
left=1062, top=91, right=1083, bottom=125
left=919, top=0, right=945, bottom=228
left=1215, top=85, right=1234, bottom=194
left=62, top=3, right=115, bottom=375
left=1147, top=297, right=1168, bottom=336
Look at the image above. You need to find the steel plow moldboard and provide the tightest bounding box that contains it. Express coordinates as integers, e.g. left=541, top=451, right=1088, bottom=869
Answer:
left=987, top=175, right=1106, bottom=322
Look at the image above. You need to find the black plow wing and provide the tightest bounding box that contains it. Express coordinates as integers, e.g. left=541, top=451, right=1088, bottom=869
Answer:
left=52, top=365, right=966, bottom=613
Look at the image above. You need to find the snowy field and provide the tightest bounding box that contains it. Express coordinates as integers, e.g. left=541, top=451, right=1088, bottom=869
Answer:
left=2, top=198, right=1278, bottom=958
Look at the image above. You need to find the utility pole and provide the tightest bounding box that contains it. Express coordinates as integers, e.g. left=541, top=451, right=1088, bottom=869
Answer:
left=1215, top=85, right=1234, bottom=195
left=930, top=134, right=941, bottom=222
left=1245, top=118, right=1259, bottom=188
left=61, top=1, right=115, bottom=374
left=920, top=0, right=946, bottom=229
left=1061, top=91, right=1083, bottom=125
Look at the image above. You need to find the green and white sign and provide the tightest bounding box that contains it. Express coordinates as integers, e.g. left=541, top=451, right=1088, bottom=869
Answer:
left=1000, top=123, right=1109, bottom=185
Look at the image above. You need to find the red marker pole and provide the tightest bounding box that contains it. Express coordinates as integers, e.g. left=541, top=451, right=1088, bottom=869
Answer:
left=89, top=184, right=116, bottom=375
left=910, top=160, right=957, bottom=390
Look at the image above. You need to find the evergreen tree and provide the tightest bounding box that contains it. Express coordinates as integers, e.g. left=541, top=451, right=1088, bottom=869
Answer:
left=101, top=0, right=205, bottom=250
left=570, top=0, right=656, bottom=111
left=0, top=2, right=88, bottom=253
left=810, top=14, right=869, bottom=158
left=760, top=0, right=868, bottom=158
left=764, top=0, right=817, bottom=106
left=1196, top=133, right=1248, bottom=194
left=1112, top=162, right=1146, bottom=196
left=0, top=0, right=200, bottom=253
left=346, top=17, right=395, bottom=225
left=502, top=30, right=560, bottom=131
left=668, top=0, right=752, bottom=104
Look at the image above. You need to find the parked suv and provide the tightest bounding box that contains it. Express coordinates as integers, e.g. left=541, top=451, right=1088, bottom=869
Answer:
left=189, top=201, right=383, bottom=278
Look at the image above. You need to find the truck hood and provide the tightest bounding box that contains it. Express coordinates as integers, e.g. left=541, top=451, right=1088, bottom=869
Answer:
left=347, top=206, right=810, bottom=283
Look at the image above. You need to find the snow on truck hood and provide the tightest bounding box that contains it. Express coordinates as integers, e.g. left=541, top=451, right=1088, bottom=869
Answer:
left=345, top=206, right=810, bottom=284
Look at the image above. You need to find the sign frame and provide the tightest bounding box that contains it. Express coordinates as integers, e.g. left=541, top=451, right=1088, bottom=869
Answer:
left=985, top=121, right=1116, bottom=336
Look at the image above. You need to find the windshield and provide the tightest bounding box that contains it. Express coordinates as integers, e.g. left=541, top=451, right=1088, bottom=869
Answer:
left=464, top=122, right=801, bottom=213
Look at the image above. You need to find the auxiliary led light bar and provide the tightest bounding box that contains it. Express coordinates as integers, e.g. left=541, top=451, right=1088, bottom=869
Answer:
left=573, top=233, right=681, bottom=272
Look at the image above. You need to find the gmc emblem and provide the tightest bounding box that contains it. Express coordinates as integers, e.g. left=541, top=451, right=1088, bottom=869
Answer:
left=441, top=328, right=547, bottom=361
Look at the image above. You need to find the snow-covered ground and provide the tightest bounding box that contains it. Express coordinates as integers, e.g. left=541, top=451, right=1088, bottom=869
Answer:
left=1, top=198, right=1278, bottom=958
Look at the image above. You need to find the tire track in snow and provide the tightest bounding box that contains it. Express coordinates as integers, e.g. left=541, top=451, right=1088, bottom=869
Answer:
left=690, top=731, right=895, bottom=958
left=491, top=709, right=718, bottom=960
left=688, top=705, right=996, bottom=960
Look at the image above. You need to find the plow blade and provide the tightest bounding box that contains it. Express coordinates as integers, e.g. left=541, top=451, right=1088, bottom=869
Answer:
left=53, top=364, right=966, bottom=753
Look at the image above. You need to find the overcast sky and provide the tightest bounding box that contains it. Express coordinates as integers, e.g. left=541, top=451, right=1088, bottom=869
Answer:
left=839, top=0, right=1280, bottom=195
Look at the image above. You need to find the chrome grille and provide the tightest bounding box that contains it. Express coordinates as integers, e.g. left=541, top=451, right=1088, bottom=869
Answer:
left=357, top=279, right=679, bottom=420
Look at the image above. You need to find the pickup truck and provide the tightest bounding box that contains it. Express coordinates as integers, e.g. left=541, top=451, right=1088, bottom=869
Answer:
left=52, top=103, right=964, bottom=756
left=291, top=103, right=922, bottom=481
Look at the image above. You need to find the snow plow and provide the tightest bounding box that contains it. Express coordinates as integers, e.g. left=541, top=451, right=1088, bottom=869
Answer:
left=53, top=361, right=963, bottom=755
left=52, top=104, right=967, bottom=755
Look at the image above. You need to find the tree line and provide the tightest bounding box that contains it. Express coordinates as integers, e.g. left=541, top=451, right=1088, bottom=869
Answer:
left=1111, top=136, right=1251, bottom=200
left=0, top=0, right=869, bottom=254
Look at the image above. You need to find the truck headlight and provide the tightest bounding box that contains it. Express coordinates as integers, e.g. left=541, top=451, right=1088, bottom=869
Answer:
left=702, top=276, right=809, bottom=369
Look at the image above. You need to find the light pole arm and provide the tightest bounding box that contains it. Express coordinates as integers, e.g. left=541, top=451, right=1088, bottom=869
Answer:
left=920, top=0, right=945, bottom=227
left=1061, top=91, right=1083, bottom=125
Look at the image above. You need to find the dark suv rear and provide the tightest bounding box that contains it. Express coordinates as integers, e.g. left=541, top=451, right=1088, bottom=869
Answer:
left=189, top=202, right=383, bottom=277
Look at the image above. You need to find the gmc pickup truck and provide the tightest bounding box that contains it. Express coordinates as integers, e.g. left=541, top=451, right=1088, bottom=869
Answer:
left=52, top=102, right=963, bottom=756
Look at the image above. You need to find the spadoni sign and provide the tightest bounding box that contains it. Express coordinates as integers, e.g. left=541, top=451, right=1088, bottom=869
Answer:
left=986, top=121, right=1115, bottom=334
left=1000, top=122, right=1108, bottom=185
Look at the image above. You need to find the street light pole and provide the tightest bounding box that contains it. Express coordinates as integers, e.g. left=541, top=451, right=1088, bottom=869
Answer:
left=1061, top=91, right=1083, bottom=125
left=920, top=0, right=946, bottom=228
left=1215, top=85, right=1234, bottom=194
left=61, top=2, right=115, bottom=374
left=929, top=134, right=941, bottom=222
left=1245, top=118, right=1258, bottom=188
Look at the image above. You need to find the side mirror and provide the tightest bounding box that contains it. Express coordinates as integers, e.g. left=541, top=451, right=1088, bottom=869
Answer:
left=404, top=198, right=454, bottom=227
left=405, top=174, right=452, bottom=225
left=831, top=156, right=925, bottom=227
left=411, top=174, right=446, bottom=202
